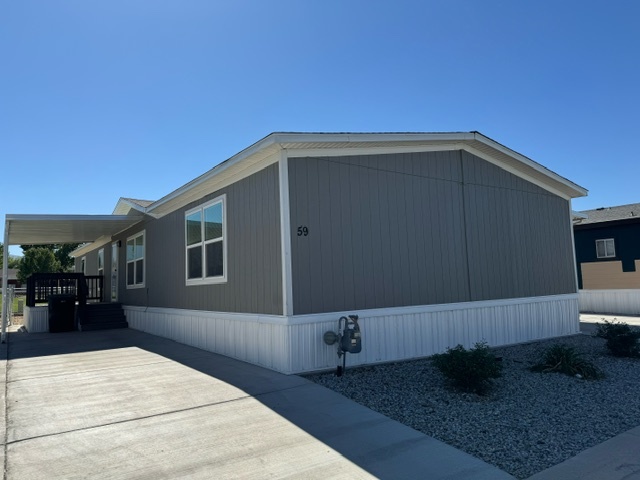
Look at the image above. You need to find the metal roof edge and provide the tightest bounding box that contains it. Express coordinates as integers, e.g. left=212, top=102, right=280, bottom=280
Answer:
left=143, top=131, right=587, bottom=217
left=471, top=132, right=588, bottom=198
left=6, top=214, right=142, bottom=222
left=147, top=133, right=280, bottom=214
left=270, top=131, right=476, bottom=144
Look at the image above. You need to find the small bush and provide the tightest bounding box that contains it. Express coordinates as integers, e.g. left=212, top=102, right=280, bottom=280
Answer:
left=594, top=320, right=640, bottom=358
left=431, top=342, right=502, bottom=395
left=531, top=344, right=602, bottom=379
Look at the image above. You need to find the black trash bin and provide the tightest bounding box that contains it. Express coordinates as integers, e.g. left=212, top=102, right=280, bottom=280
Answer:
left=48, top=294, right=76, bottom=333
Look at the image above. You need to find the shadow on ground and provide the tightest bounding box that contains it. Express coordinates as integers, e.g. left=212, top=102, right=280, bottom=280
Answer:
left=1, top=328, right=510, bottom=480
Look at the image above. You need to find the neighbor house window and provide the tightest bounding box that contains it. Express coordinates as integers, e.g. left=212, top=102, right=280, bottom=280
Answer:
left=596, top=238, right=615, bottom=258
left=97, top=248, right=104, bottom=277
left=126, top=231, right=145, bottom=288
left=185, top=195, right=226, bottom=285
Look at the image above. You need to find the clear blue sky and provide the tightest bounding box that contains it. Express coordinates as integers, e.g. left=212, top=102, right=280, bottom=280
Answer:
left=2, top=1, right=639, bottom=255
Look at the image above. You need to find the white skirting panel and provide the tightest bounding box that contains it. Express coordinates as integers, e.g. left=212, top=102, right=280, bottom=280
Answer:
left=580, top=289, right=640, bottom=315
left=23, top=306, right=48, bottom=333
left=124, top=294, right=579, bottom=375
left=289, top=294, right=579, bottom=373
left=124, top=307, right=291, bottom=373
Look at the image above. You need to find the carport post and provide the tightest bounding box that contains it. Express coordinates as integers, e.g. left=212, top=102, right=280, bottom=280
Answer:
left=2, top=219, right=9, bottom=343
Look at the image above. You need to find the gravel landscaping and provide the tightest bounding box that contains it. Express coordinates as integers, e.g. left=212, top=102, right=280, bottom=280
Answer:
left=304, top=333, right=640, bottom=479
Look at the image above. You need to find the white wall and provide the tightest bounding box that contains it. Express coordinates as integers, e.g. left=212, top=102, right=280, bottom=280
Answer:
left=125, top=294, right=579, bottom=374
left=580, top=289, right=640, bottom=316
left=23, top=306, right=48, bottom=333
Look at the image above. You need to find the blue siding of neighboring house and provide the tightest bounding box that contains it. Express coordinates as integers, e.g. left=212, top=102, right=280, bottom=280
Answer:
left=574, top=219, right=640, bottom=288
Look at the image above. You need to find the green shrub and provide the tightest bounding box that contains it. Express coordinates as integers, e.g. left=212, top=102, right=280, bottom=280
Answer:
left=431, top=342, right=502, bottom=395
left=530, top=344, right=602, bottom=379
left=594, top=320, right=640, bottom=358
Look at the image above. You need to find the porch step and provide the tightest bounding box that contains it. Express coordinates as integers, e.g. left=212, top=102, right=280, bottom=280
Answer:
left=79, top=302, right=128, bottom=331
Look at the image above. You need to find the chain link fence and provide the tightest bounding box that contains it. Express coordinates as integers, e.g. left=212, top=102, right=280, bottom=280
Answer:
left=2, top=286, right=26, bottom=326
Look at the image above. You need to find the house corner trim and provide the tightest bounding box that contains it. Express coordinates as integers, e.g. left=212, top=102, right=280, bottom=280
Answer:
left=279, top=150, right=293, bottom=316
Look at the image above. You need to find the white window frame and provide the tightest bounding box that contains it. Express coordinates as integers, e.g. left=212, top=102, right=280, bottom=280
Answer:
left=185, top=195, right=227, bottom=286
left=596, top=238, right=615, bottom=259
left=126, top=231, right=146, bottom=289
left=97, top=248, right=104, bottom=277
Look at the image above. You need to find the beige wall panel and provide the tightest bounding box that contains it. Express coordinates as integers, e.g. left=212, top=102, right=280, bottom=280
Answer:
left=581, top=260, right=640, bottom=289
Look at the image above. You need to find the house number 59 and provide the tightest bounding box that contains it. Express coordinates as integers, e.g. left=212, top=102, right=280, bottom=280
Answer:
left=297, top=226, right=309, bottom=236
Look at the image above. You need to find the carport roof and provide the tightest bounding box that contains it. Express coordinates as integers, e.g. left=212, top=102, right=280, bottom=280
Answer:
left=3, top=214, right=144, bottom=246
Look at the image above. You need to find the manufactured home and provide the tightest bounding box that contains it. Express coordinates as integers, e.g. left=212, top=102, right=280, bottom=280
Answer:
left=3, top=132, right=587, bottom=373
left=574, top=203, right=640, bottom=315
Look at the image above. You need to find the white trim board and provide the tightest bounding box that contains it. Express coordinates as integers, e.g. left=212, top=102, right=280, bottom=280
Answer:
left=278, top=151, right=293, bottom=316
left=286, top=294, right=579, bottom=325
left=126, top=294, right=578, bottom=326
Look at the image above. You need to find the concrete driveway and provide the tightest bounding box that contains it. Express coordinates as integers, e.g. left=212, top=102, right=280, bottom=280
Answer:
left=0, top=328, right=511, bottom=479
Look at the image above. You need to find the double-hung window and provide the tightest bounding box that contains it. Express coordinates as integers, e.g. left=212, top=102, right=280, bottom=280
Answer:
left=596, top=238, right=615, bottom=259
left=185, top=195, right=226, bottom=285
left=126, top=231, right=145, bottom=288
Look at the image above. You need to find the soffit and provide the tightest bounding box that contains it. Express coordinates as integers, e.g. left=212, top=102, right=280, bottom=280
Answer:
left=4, top=215, right=144, bottom=246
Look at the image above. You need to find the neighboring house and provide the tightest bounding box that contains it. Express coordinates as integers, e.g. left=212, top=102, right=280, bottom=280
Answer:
left=0, top=269, right=20, bottom=288
left=574, top=203, right=640, bottom=314
left=6, top=132, right=587, bottom=373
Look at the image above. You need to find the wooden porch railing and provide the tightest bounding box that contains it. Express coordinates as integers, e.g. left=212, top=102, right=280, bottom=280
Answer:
left=25, top=273, right=104, bottom=307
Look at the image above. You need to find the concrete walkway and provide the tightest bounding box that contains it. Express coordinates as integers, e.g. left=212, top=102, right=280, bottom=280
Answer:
left=1, top=328, right=512, bottom=480
left=527, top=425, right=640, bottom=480
left=580, top=312, right=640, bottom=335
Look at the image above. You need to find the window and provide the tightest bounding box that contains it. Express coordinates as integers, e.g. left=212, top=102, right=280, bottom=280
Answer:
left=80, top=257, right=86, bottom=274
left=126, top=231, right=145, bottom=288
left=596, top=238, right=615, bottom=258
left=185, top=196, right=226, bottom=285
left=97, top=248, right=104, bottom=277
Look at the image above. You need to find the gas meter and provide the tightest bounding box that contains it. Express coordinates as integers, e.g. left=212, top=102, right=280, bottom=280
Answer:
left=323, top=314, right=362, bottom=376
left=339, top=315, right=361, bottom=354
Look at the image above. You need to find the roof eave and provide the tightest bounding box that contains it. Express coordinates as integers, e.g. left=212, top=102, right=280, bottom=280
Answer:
left=143, top=131, right=587, bottom=217
left=469, top=132, right=587, bottom=199
left=113, top=198, right=149, bottom=216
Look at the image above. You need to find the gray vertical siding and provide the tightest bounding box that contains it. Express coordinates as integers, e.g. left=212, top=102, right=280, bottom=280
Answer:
left=460, top=151, right=575, bottom=301
left=289, top=151, right=471, bottom=315
left=288, top=150, right=575, bottom=315
left=114, top=163, right=282, bottom=315
left=75, top=245, right=112, bottom=299
left=77, top=250, right=98, bottom=275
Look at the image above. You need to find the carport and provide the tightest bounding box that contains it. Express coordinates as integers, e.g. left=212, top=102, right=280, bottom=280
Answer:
left=1, top=214, right=143, bottom=341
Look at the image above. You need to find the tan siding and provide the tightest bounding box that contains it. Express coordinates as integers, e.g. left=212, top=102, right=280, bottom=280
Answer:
left=581, top=260, right=640, bottom=289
